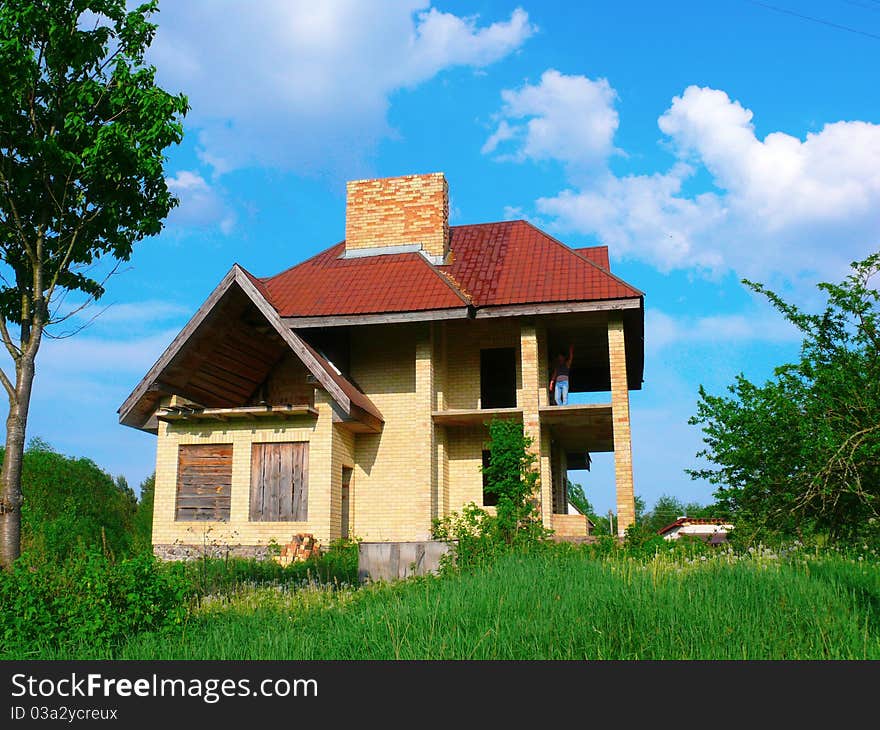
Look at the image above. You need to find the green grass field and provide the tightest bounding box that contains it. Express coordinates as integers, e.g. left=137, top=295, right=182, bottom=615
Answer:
left=41, top=546, right=880, bottom=660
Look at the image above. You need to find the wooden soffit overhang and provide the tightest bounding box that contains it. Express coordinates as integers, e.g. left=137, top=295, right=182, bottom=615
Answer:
left=118, top=265, right=383, bottom=433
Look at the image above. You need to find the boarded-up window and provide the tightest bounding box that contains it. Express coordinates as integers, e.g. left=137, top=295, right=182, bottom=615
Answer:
left=175, top=444, right=233, bottom=521
left=250, top=442, right=309, bottom=521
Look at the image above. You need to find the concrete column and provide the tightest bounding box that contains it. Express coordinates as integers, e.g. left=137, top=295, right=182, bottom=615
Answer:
left=520, top=322, right=552, bottom=527
left=608, top=316, right=635, bottom=535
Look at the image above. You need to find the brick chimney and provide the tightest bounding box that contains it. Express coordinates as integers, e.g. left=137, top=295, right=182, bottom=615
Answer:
left=345, top=173, right=449, bottom=262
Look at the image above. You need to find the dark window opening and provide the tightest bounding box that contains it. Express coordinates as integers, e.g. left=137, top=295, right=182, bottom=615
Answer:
left=480, top=347, right=516, bottom=408
left=482, top=450, right=498, bottom=507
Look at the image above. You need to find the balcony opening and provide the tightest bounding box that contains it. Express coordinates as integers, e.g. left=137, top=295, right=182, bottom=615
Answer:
left=480, top=347, right=516, bottom=408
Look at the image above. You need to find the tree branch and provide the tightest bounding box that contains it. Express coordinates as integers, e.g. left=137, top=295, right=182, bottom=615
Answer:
left=0, top=318, right=21, bottom=364
left=0, top=365, right=15, bottom=404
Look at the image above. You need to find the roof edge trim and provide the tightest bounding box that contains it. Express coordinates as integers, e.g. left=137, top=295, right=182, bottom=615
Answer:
left=473, top=297, right=642, bottom=319
left=282, top=306, right=472, bottom=328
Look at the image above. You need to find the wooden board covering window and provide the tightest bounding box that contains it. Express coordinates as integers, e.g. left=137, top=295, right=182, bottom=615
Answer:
left=175, top=444, right=233, bottom=521
left=250, top=442, right=309, bottom=521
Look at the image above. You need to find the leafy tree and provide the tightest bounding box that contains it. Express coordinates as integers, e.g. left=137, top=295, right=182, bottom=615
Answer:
left=689, top=252, right=880, bottom=544
left=0, top=1, right=187, bottom=566
left=644, top=494, right=686, bottom=534
left=634, top=494, right=647, bottom=525
left=565, top=478, right=594, bottom=517
left=1, top=439, right=137, bottom=560
left=131, top=472, right=154, bottom=554
left=481, top=419, right=544, bottom=545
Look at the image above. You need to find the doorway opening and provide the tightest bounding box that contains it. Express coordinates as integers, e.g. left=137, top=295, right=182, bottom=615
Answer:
left=480, top=347, right=516, bottom=408
left=341, top=466, right=353, bottom=539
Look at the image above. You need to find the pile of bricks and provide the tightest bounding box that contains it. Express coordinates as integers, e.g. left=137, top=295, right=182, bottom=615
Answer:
left=273, top=533, right=321, bottom=566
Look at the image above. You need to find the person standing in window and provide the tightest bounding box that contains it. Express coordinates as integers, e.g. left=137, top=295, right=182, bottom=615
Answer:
left=549, top=345, right=574, bottom=405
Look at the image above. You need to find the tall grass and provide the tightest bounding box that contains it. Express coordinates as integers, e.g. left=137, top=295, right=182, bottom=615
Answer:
left=43, top=546, right=880, bottom=660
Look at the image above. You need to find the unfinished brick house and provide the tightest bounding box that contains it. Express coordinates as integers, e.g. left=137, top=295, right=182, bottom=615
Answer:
left=119, top=173, right=644, bottom=558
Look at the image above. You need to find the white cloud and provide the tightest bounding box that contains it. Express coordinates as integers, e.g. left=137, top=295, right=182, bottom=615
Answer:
left=490, top=77, right=880, bottom=280
left=166, top=170, right=236, bottom=233
left=55, top=300, right=190, bottom=329
left=537, top=163, right=727, bottom=272
left=483, top=69, right=618, bottom=171
left=658, top=86, right=880, bottom=232
left=646, top=309, right=800, bottom=353
left=39, top=330, right=178, bottom=375
left=151, top=2, right=535, bottom=175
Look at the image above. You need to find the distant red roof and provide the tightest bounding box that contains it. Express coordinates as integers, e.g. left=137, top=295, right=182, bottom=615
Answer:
left=260, top=220, right=641, bottom=318
left=657, top=517, right=732, bottom=536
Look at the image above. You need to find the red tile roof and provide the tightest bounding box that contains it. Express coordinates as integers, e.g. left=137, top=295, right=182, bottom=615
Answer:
left=443, top=221, right=640, bottom=308
left=262, top=243, right=469, bottom=317
left=575, top=245, right=610, bottom=271
left=260, top=220, right=640, bottom=317
left=657, top=517, right=732, bottom=536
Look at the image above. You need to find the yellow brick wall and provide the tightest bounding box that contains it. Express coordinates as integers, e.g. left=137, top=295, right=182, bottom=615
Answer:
left=444, top=318, right=522, bottom=410
left=345, top=173, right=449, bottom=259
left=349, top=323, right=434, bottom=541
left=329, top=422, right=356, bottom=541
left=150, top=313, right=637, bottom=549
left=151, top=397, right=336, bottom=548
left=608, top=316, right=635, bottom=535
left=519, top=322, right=552, bottom=526
left=263, top=353, right=313, bottom=406
left=446, top=426, right=487, bottom=510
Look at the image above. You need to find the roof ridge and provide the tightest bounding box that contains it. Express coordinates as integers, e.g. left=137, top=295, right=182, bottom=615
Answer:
left=519, top=219, right=644, bottom=297
left=420, top=255, right=473, bottom=305
left=261, top=240, right=346, bottom=282
left=449, top=219, right=521, bottom=229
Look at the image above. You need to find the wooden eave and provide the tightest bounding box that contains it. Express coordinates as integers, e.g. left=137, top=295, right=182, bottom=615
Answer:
left=157, top=404, right=318, bottom=424
left=118, top=265, right=383, bottom=433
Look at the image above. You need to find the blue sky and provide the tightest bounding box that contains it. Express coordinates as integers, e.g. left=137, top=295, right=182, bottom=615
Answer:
left=16, top=1, right=880, bottom=513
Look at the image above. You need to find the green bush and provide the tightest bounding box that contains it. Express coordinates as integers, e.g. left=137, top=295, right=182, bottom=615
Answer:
left=184, top=539, right=360, bottom=600
left=481, top=419, right=545, bottom=544
left=433, top=420, right=549, bottom=567
left=2, top=440, right=138, bottom=560
left=0, top=550, right=188, bottom=656
left=131, top=473, right=155, bottom=554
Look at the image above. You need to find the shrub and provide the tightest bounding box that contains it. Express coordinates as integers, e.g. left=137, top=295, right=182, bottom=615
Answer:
left=481, top=419, right=545, bottom=544
left=131, top=473, right=155, bottom=554
left=184, top=539, right=360, bottom=599
left=1, top=440, right=138, bottom=561
left=0, top=550, right=188, bottom=656
left=433, top=420, right=549, bottom=567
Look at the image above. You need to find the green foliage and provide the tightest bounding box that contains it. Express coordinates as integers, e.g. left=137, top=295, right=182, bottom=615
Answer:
left=184, top=539, right=360, bottom=599
left=638, top=494, right=723, bottom=535
left=0, top=0, right=188, bottom=567
left=40, top=545, right=880, bottom=660
left=481, top=419, right=544, bottom=544
left=2, top=440, right=137, bottom=559
left=0, top=549, right=188, bottom=655
left=432, top=503, right=510, bottom=567
left=433, top=419, right=548, bottom=566
left=690, top=252, right=880, bottom=544
left=0, top=0, right=189, bottom=320
left=565, top=479, right=594, bottom=517
left=131, top=472, right=154, bottom=554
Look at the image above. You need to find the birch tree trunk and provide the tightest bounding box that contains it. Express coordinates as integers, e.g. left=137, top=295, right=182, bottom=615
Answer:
left=0, top=350, right=37, bottom=567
